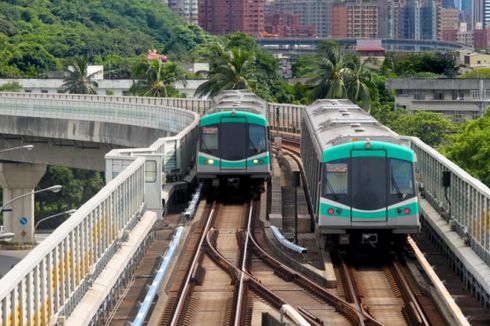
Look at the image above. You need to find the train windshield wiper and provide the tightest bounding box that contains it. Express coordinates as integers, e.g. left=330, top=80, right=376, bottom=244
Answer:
left=326, top=180, right=339, bottom=201
left=390, top=166, right=405, bottom=200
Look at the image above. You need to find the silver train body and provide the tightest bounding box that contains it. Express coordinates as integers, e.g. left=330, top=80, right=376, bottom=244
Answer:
left=301, top=99, right=419, bottom=244
left=196, top=90, right=271, bottom=185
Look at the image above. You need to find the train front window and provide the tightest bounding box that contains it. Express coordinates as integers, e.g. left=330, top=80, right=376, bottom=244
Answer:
left=220, top=122, right=247, bottom=160
left=248, top=125, right=266, bottom=155
left=351, top=157, right=386, bottom=210
left=323, top=160, right=349, bottom=204
left=390, top=159, right=414, bottom=197
left=201, top=125, right=219, bottom=156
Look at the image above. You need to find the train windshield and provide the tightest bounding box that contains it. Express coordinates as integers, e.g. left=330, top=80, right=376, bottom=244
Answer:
left=323, top=159, right=349, bottom=205
left=220, top=122, right=247, bottom=160
left=390, top=159, right=414, bottom=197
left=349, top=156, right=386, bottom=210
left=248, top=125, right=267, bottom=156
left=201, top=125, right=219, bottom=156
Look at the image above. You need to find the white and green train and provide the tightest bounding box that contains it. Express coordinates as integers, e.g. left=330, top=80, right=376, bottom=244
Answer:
left=197, top=90, right=271, bottom=187
left=301, top=99, right=419, bottom=245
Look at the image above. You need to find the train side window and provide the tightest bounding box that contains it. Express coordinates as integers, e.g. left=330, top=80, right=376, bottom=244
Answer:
left=201, top=124, right=219, bottom=156
left=390, top=159, right=414, bottom=195
left=248, top=125, right=266, bottom=155
left=324, top=160, right=348, bottom=196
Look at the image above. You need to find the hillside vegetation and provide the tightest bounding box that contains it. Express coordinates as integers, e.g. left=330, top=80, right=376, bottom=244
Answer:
left=0, top=0, right=212, bottom=77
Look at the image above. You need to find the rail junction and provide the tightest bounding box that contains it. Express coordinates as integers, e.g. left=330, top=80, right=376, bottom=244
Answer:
left=0, top=93, right=488, bottom=325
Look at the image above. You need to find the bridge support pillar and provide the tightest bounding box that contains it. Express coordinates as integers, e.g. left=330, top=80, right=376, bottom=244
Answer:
left=0, top=163, right=47, bottom=243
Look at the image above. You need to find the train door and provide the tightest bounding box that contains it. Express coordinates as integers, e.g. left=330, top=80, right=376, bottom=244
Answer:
left=219, top=117, right=248, bottom=172
left=349, top=149, right=388, bottom=222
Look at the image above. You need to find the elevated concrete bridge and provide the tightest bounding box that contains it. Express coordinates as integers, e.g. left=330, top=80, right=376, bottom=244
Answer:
left=0, top=93, right=488, bottom=325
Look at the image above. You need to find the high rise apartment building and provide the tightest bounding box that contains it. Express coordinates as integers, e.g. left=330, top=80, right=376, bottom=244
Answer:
left=265, top=0, right=331, bottom=37
left=331, top=1, right=378, bottom=38
left=198, top=0, right=265, bottom=36
left=164, top=0, right=198, bottom=24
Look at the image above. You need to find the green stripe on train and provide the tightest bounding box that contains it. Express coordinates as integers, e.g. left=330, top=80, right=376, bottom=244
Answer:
left=198, top=153, right=270, bottom=168
left=319, top=201, right=419, bottom=219
left=200, top=111, right=267, bottom=127
left=322, top=141, right=415, bottom=163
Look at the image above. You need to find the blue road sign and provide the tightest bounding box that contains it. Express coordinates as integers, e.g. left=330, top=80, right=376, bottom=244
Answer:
left=19, top=216, right=28, bottom=225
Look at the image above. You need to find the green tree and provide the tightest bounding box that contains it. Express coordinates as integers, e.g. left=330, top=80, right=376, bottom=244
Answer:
left=391, top=111, right=457, bottom=147
left=194, top=46, right=256, bottom=98
left=130, top=59, right=186, bottom=97
left=0, top=81, right=22, bottom=92
left=393, top=52, right=459, bottom=77
left=59, top=56, right=98, bottom=94
left=300, top=41, right=373, bottom=111
left=443, top=112, right=490, bottom=186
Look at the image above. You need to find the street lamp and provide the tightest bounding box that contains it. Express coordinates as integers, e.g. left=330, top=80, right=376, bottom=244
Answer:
left=34, top=209, right=76, bottom=232
left=0, top=144, right=34, bottom=154
left=0, top=185, right=62, bottom=214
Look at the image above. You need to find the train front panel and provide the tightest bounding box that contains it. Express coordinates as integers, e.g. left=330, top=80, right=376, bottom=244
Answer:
left=197, top=110, right=271, bottom=180
left=317, top=141, right=420, bottom=242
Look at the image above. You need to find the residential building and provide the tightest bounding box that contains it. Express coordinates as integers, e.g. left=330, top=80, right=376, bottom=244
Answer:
left=198, top=0, right=265, bottom=36
left=164, top=0, right=199, bottom=24
left=400, top=0, right=420, bottom=39
left=265, top=0, right=331, bottom=37
left=346, top=1, right=379, bottom=39
left=331, top=3, right=348, bottom=38
left=0, top=79, right=206, bottom=98
left=420, top=0, right=437, bottom=40
left=474, top=27, right=490, bottom=48
left=463, top=52, right=490, bottom=67
left=387, top=78, right=489, bottom=121
left=265, top=12, right=316, bottom=37
left=457, top=23, right=475, bottom=44
left=439, top=7, right=459, bottom=38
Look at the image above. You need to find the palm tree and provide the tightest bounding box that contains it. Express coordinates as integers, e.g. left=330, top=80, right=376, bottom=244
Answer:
left=59, top=57, right=98, bottom=94
left=194, top=46, right=257, bottom=98
left=344, top=56, right=373, bottom=112
left=304, top=42, right=373, bottom=111
left=130, top=59, right=186, bottom=97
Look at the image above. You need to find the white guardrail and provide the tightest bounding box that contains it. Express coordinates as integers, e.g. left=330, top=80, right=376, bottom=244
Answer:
left=0, top=93, right=200, bottom=325
left=408, top=136, right=490, bottom=265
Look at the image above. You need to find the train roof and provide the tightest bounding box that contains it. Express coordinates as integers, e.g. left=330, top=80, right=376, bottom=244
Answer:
left=303, top=99, right=404, bottom=156
left=207, top=90, right=267, bottom=116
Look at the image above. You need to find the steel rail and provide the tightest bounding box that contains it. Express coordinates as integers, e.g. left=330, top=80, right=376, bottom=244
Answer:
left=233, top=202, right=254, bottom=326
left=204, top=227, right=323, bottom=326
left=169, top=201, right=217, bottom=326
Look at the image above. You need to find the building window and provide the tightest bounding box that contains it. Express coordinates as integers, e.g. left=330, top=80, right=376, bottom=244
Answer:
left=396, top=89, right=409, bottom=97
left=452, top=90, right=464, bottom=100
left=41, top=90, right=48, bottom=93
left=433, top=91, right=445, bottom=100
left=471, top=90, right=480, bottom=99
left=413, top=89, right=425, bottom=100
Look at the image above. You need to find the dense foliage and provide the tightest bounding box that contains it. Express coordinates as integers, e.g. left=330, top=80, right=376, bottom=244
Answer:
left=0, top=0, right=212, bottom=77
left=391, top=52, right=459, bottom=77
left=443, top=112, right=490, bottom=186
left=194, top=33, right=293, bottom=102
left=35, top=166, right=104, bottom=228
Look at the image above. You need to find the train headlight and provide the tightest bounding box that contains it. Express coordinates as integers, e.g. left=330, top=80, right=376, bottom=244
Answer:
left=253, top=159, right=259, bottom=164
left=205, top=159, right=214, bottom=165
left=327, top=208, right=335, bottom=215
left=365, top=142, right=372, bottom=149
left=404, top=208, right=411, bottom=215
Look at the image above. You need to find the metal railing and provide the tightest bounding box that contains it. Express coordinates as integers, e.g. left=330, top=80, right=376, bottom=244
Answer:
left=0, top=93, right=201, bottom=325
left=408, top=136, right=490, bottom=265
left=0, top=157, right=145, bottom=325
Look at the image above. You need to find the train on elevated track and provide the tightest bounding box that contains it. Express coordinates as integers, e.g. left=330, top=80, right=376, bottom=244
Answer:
left=301, top=99, right=420, bottom=245
left=196, top=90, right=271, bottom=188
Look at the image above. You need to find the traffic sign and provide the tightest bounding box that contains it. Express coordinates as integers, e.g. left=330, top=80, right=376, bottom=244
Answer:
left=19, top=216, right=28, bottom=225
